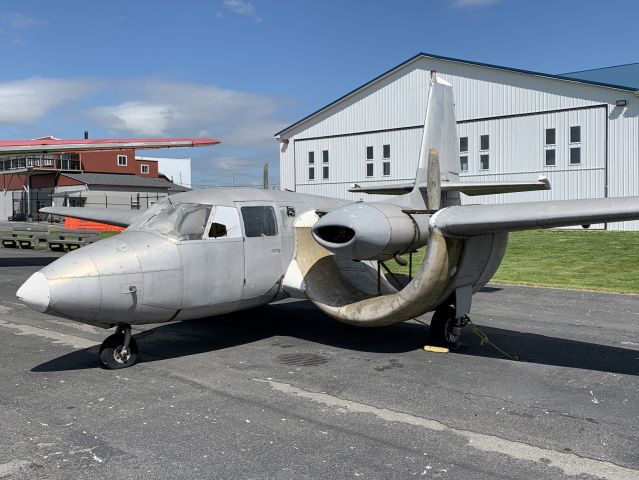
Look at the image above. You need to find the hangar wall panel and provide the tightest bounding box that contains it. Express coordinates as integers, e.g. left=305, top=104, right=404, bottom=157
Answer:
left=280, top=55, right=639, bottom=230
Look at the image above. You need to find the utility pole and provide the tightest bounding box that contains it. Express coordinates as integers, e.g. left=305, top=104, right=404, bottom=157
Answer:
left=263, top=163, right=269, bottom=190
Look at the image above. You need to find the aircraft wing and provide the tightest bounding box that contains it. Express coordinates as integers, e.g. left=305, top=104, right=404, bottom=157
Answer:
left=431, top=196, right=639, bottom=236
left=348, top=177, right=550, bottom=196
left=0, top=137, right=220, bottom=155
left=40, top=207, right=142, bottom=228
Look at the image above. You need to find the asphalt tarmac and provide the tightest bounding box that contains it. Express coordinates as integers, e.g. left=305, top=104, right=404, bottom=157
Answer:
left=0, top=247, right=638, bottom=480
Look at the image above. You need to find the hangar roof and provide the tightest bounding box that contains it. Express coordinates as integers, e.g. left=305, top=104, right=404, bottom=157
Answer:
left=562, top=63, right=639, bottom=90
left=275, top=52, right=638, bottom=138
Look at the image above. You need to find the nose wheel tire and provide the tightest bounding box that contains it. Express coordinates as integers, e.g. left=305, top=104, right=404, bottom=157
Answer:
left=99, top=332, right=138, bottom=369
left=429, top=305, right=466, bottom=349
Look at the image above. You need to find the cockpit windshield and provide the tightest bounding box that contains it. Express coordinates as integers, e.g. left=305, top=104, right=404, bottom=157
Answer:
left=142, top=203, right=212, bottom=241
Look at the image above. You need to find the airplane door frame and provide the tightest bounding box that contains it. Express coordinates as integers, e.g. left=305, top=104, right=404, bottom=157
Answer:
left=236, top=200, right=284, bottom=300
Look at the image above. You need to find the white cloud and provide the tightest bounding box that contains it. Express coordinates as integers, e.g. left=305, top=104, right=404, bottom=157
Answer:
left=89, top=80, right=287, bottom=185
left=0, top=12, right=47, bottom=29
left=0, top=77, right=97, bottom=124
left=90, top=80, right=285, bottom=146
left=91, top=102, right=175, bottom=136
left=222, top=0, right=262, bottom=23
left=450, top=0, right=500, bottom=7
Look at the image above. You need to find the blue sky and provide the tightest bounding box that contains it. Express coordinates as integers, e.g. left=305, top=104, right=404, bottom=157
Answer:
left=1, top=0, right=637, bottom=186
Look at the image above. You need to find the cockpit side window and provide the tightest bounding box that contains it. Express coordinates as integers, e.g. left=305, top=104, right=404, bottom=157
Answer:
left=206, top=205, right=242, bottom=239
left=240, top=206, right=277, bottom=237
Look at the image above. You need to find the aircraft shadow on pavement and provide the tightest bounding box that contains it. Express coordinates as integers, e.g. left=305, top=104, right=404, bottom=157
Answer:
left=32, top=299, right=638, bottom=376
left=0, top=256, right=61, bottom=268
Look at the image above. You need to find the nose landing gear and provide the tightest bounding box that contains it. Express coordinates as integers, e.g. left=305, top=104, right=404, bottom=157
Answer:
left=99, top=325, right=139, bottom=369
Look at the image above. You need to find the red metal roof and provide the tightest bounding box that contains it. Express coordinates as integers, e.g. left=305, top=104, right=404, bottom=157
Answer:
left=0, top=137, right=221, bottom=155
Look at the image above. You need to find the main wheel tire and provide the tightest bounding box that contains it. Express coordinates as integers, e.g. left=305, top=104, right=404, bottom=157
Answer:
left=429, top=305, right=461, bottom=348
left=99, top=333, right=138, bottom=369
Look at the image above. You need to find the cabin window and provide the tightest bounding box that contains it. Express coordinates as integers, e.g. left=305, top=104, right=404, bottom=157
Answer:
left=140, top=164, right=149, bottom=174
left=117, top=155, right=127, bottom=166
left=460, top=137, right=468, bottom=153
left=241, top=206, right=277, bottom=237
left=460, top=155, right=468, bottom=172
left=480, top=135, right=489, bottom=151
left=480, top=154, right=489, bottom=170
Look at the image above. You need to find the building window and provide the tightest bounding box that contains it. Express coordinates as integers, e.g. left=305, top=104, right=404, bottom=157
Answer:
left=308, top=167, right=315, bottom=180
left=382, top=144, right=390, bottom=176
left=480, top=154, right=489, bottom=170
left=141, top=164, right=149, bottom=174
left=480, top=135, right=489, bottom=151
left=366, top=146, right=374, bottom=160
left=544, top=128, right=556, bottom=166
left=322, top=150, right=329, bottom=163
left=308, top=152, right=314, bottom=164
left=460, top=137, right=468, bottom=153
left=545, top=149, right=556, bottom=167
left=366, top=146, right=374, bottom=177
left=460, top=155, right=468, bottom=172
left=570, top=126, right=581, bottom=143
left=117, top=155, right=127, bottom=166
left=366, top=163, right=374, bottom=177
left=570, top=147, right=581, bottom=165
left=322, top=166, right=329, bottom=179
left=545, top=128, right=556, bottom=145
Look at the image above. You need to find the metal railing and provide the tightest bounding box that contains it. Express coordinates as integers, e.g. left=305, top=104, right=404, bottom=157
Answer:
left=1, top=154, right=81, bottom=173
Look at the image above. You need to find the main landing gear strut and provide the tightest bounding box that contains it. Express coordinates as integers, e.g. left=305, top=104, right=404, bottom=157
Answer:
left=99, top=325, right=139, bottom=369
left=429, top=304, right=468, bottom=348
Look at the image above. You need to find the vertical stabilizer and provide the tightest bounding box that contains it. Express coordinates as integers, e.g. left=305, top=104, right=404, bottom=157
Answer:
left=409, top=74, right=460, bottom=209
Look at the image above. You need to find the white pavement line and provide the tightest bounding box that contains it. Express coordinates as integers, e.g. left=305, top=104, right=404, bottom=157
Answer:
left=257, top=379, right=638, bottom=480
left=0, top=459, right=32, bottom=477
left=0, top=319, right=98, bottom=349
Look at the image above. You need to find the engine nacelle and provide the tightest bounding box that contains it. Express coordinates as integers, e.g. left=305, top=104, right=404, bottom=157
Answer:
left=311, top=202, right=429, bottom=261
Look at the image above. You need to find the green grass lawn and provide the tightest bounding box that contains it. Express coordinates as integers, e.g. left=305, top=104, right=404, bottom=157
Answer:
left=388, top=230, right=639, bottom=294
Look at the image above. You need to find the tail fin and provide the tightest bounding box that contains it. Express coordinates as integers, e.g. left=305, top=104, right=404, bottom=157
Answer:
left=409, top=74, right=459, bottom=209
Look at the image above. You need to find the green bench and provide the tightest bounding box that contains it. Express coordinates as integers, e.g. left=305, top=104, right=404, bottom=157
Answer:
left=47, top=229, right=101, bottom=251
left=1, top=225, right=49, bottom=249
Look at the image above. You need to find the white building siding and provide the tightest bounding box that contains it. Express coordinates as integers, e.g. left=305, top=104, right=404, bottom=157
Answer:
left=279, top=54, right=639, bottom=230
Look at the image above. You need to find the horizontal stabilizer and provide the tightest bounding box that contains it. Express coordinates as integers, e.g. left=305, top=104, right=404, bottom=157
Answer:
left=431, top=196, right=639, bottom=236
left=348, top=177, right=550, bottom=196
left=40, top=207, right=142, bottom=228
left=0, top=137, right=220, bottom=155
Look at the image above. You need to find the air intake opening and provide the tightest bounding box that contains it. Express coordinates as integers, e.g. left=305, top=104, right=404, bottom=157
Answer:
left=314, top=225, right=355, bottom=244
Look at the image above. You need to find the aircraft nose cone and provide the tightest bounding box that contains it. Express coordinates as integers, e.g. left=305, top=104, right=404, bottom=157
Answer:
left=16, top=272, right=51, bottom=313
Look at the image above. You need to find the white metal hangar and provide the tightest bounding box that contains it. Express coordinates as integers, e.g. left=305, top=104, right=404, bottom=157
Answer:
left=275, top=53, right=639, bottom=231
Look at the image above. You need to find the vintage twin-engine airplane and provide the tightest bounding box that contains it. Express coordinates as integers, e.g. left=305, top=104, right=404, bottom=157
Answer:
left=15, top=75, right=639, bottom=369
